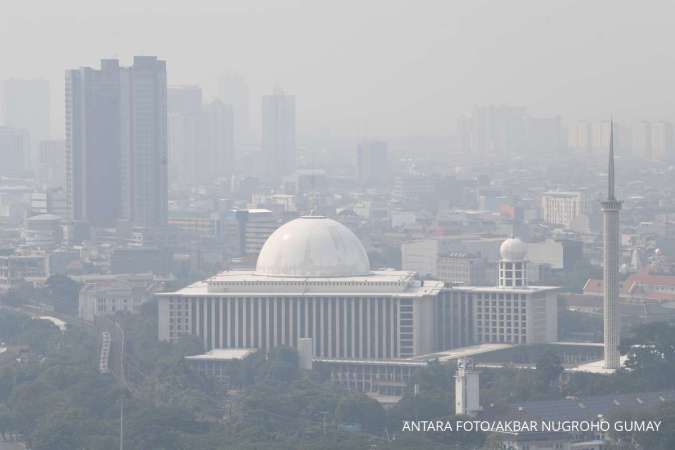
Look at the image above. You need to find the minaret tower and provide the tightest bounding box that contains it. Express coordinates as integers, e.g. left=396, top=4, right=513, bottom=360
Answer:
left=602, top=120, right=622, bottom=369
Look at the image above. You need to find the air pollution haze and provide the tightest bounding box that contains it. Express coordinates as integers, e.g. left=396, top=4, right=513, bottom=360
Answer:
left=2, top=0, right=675, bottom=137
left=2, top=2, right=675, bottom=450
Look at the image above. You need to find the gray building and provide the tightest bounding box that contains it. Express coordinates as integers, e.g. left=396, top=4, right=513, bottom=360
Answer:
left=262, top=88, right=295, bottom=182
left=66, top=57, right=168, bottom=228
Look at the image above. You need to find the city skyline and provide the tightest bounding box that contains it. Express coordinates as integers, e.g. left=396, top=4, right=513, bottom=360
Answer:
left=4, top=1, right=675, bottom=137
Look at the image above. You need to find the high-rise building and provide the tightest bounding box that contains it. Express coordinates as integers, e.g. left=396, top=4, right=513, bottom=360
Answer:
left=541, top=191, right=588, bottom=228
left=38, top=139, right=66, bottom=188
left=0, top=126, right=29, bottom=177
left=602, top=122, right=621, bottom=370
left=66, top=57, right=168, bottom=228
left=635, top=121, right=673, bottom=161
left=356, top=140, right=390, bottom=187
left=457, top=106, right=528, bottom=156
left=1, top=78, right=50, bottom=168
left=262, top=88, right=295, bottom=182
left=201, top=100, right=235, bottom=180
left=219, top=74, right=250, bottom=151
left=168, top=87, right=234, bottom=186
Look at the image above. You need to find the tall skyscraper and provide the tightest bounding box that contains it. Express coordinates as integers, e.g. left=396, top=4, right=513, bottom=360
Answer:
left=168, top=87, right=234, bottom=185
left=356, top=140, right=390, bottom=187
left=38, top=139, right=66, bottom=188
left=0, top=126, right=29, bottom=177
left=636, top=121, right=673, bottom=161
left=602, top=121, right=622, bottom=370
left=66, top=57, right=167, bottom=228
left=1, top=78, right=50, bottom=169
left=168, top=85, right=202, bottom=185
left=219, top=74, right=250, bottom=149
left=262, top=88, right=295, bottom=182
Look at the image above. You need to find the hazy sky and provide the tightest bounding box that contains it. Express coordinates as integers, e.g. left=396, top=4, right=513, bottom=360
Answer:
left=2, top=0, right=675, bottom=138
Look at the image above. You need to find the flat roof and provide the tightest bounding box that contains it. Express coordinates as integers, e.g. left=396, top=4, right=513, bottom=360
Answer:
left=185, top=348, right=258, bottom=361
left=411, top=343, right=514, bottom=362
left=452, top=285, right=560, bottom=294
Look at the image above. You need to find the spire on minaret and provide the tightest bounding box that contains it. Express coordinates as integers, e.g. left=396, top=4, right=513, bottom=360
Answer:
left=608, top=119, right=615, bottom=201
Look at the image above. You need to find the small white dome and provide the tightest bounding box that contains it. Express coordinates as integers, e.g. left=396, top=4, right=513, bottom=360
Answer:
left=255, top=216, right=370, bottom=277
left=500, top=238, right=527, bottom=262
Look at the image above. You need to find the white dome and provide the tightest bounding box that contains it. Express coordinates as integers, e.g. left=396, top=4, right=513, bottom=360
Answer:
left=500, top=238, right=527, bottom=262
left=255, top=216, right=370, bottom=277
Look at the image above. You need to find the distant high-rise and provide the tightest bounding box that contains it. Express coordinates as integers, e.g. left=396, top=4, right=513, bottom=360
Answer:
left=0, top=126, right=30, bottom=177
left=262, top=88, right=295, bottom=182
left=356, top=140, right=390, bottom=187
left=38, top=139, right=66, bottom=188
left=201, top=100, right=235, bottom=180
left=168, top=85, right=203, bottom=185
left=219, top=74, right=250, bottom=150
left=66, top=57, right=167, bottom=228
left=168, top=86, right=234, bottom=185
left=602, top=121, right=622, bottom=370
left=1, top=78, right=50, bottom=169
left=635, top=121, right=673, bottom=161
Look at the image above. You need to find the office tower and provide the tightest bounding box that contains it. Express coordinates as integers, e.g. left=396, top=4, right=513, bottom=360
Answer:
left=1, top=78, right=50, bottom=168
left=219, top=74, right=250, bottom=148
left=356, top=140, right=390, bottom=187
left=0, top=126, right=29, bottom=177
left=457, top=105, right=528, bottom=155
left=168, top=85, right=202, bottom=184
left=66, top=57, right=167, bottom=228
left=650, top=121, right=673, bottom=160
left=636, top=121, right=653, bottom=160
left=541, top=191, right=587, bottom=228
left=262, top=88, right=295, bottom=182
left=201, top=100, right=235, bottom=180
left=168, top=85, right=202, bottom=116
left=569, top=121, right=593, bottom=152
left=38, top=139, right=66, bottom=188
left=168, top=87, right=235, bottom=185
left=602, top=122, right=622, bottom=370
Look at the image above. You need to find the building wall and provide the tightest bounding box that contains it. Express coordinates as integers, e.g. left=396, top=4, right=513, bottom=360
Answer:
left=158, top=293, right=438, bottom=360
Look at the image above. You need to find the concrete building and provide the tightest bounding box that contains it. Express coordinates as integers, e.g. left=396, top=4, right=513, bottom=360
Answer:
left=168, top=86, right=234, bottom=185
left=541, top=191, right=587, bottom=228
left=437, top=252, right=486, bottom=286
left=262, top=88, right=295, bottom=182
left=356, top=140, right=390, bottom=187
left=1, top=78, right=50, bottom=168
left=602, top=123, right=622, bottom=370
left=78, top=274, right=163, bottom=321
left=239, top=209, right=278, bottom=256
left=66, top=57, right=168, bottom=228
left=0, top=252, right=48, bottom=289
left=38, top=140, right=66, bottom=188
left=635, top=120, right=673, bottom=161
left=185, top=348, right=257, bottom=385
left=158, top=216, right=446, bottom=360
left=22, top=214, right=62, bottom=248
left=0, top=126, right=29, bottom=177
left=445, top=238, right=559, bottom=345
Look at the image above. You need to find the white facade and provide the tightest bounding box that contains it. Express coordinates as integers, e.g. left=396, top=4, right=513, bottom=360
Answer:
left=78, top=277, right=155, bottom=322
left=401, top=239, right=439, bottom=278
left=541, top=191, right=587, bottom=228
left=158, top=216, right=445, bottom=360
